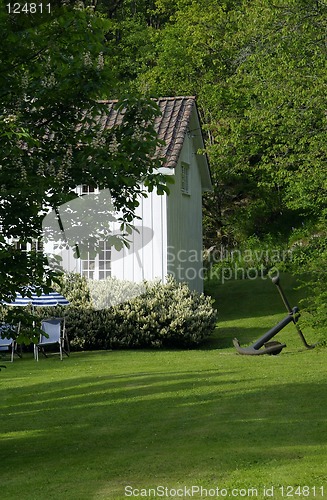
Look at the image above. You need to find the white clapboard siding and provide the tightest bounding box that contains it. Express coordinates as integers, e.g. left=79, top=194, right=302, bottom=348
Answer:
left=166, top=133, right=204, bottom=293
left=110, top=189, right=167, bottom=283
left=39, top=98, right=211, bottom=292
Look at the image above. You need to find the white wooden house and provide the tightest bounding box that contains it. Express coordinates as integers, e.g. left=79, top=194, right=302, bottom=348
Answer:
left=45, top=97, right=212, bottom=293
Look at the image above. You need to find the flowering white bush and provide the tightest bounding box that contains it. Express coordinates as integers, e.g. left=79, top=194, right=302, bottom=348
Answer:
left=54, top=274, right=217, bottom=349
left=87, top=277, right=146, bottom=309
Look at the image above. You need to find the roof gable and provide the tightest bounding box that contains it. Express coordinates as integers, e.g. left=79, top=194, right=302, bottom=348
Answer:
left=154, top=97, right=195, bottom=168
left=98, top=96, right=212, bottom=191
left=99, top=96, right=198, bottom=169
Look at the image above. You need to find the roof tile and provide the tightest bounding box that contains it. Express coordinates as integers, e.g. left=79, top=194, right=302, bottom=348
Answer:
left=99, top=97, right=196, bottom=169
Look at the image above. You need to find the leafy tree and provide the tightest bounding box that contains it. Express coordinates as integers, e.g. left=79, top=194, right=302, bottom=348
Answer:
left=0, top=2, right=167, bottom=337
left=2, top=0, right=326, bottom=338
left=108, top=0, right=327, bottom=331
left=128, top=0, right=327, bottom=246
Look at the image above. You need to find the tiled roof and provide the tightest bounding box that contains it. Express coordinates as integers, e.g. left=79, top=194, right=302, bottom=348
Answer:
left=98, top=96, right=197, bottom=169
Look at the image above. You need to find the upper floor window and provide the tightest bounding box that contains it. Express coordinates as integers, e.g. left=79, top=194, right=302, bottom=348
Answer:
left=74, top=185, right=99, bottom=196
left=13, top=239, right=44, bottom=252
left=82, top=185, right=96, bottom=195
left=181, top=162, right=190, bottom=195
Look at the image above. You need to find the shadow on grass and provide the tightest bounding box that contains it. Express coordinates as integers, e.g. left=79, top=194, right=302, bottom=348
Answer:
left=207, top=322, right=316, bottom=352
left=204, top=274, right=314, bottom=352
left=1, top=362, right=326, bottom=498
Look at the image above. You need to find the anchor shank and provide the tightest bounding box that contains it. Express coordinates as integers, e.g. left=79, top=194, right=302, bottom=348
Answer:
left=251, top=313, right=294, bottom=350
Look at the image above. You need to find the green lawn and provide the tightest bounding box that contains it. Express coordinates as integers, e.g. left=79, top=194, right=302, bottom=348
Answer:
left=1, top=275, right=326, bottom=500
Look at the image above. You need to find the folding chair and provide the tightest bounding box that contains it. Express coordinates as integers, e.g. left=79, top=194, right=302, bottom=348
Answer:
left=0, top=324, right=20, bottom=362
left=0, top=336, right=15, bottom=362
left=34, top=317, right=70, bottom=361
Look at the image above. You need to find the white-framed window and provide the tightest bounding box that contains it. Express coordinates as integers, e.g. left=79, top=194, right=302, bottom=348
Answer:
left=181, top=162, right=190, bottom=195
left=13, top=239, right=44, bottom=252
left=81, top=240, right=111, bottom=280
left=81, top=185, right=97, bottom=195
left=74, top=185, right=99, bottom=196
left=71, top=185, right=111, bottom=280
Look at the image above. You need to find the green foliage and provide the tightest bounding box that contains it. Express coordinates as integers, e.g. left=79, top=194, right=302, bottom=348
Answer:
left=0, top=4, right=168, bottom=320
left=287, top=220, right=327, bottom=339
left=2, top=0, right=326, bottom=341
left=206, top=235, right=292, bottom=283
left=104, top=0, right=326, bottom=334
left=51, top=274, right=217, bottom=349
left=113, top=0, right=327, bottom=246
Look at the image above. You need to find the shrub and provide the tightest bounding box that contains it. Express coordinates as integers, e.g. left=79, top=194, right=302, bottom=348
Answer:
left=50, top=274, right=217, bottom=350
left=288, top=223, right=327, bottom=343
left=87, top=277, right=145, bottom=309
left=104, top=277, right=217, bottom=349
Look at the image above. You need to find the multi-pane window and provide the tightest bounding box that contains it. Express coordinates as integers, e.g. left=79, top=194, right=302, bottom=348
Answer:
left=81, top=185, right=96, bottom=195
left=72, top=185, right=111, bottom=280
left=74, top=185, right=99, bottom=196
left=81, top=240, right=111, bottom=280
left=98, top=241, right=111, bottom=280
left=13, top=239, right=44, bottom=252
left=181, top=162, right=190, bottom=195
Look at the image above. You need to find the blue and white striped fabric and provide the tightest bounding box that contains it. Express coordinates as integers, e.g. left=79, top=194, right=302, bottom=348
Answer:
left=3, top=294, right=31, bottom=307
left=30, top=292, right=69, bottom=307
left=4, top=291, right=69, bottom=307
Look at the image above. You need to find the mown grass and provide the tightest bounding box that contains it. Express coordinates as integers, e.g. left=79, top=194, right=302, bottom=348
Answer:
left=1, top=275, right=326, bottom=499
